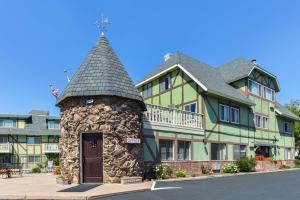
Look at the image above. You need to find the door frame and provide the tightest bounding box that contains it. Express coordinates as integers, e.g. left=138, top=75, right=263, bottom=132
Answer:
left=80, top=132, right=103, bottom=184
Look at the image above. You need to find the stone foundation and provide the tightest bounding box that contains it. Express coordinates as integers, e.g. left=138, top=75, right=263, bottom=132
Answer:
left=59, top=96, right=144, bottom=183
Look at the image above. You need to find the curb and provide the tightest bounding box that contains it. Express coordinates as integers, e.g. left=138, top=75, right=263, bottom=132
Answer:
left=155, top=168, right=300, bottom=183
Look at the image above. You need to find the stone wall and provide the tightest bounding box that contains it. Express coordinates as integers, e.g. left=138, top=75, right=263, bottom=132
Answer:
left=59, top=96, right=144, bottom=183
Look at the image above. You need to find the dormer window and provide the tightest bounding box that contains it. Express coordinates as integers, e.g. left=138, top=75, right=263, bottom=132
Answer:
left=160, top=74, right=171, bottom=92
left=248, top=80, right=261, bottom=96
left=48, top=120, right=60, bottom=129
left=263, top=86, right=275, bottom=101
left=284, top=122, right=291, bottom=134
left=0, top=119, right=17, bottom=128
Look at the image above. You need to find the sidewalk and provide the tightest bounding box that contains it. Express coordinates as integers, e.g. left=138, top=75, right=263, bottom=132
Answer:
left=0, top=173, right=151, bottom=200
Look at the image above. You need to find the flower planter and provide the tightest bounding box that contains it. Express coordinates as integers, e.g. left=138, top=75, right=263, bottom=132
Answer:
left=56, top=178, right=70, bottom=185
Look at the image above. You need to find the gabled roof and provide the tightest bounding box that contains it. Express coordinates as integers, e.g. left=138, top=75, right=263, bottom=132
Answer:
left=57, top=35, right=143, bottom=105
left=136, top=52, right=255, bottom=106
left=275, top=102, right=300, bottom=121
left=218, top=57, right=280, bottom=92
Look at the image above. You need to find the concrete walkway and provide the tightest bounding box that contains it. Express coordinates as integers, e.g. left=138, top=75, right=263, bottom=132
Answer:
left=0, top=173, right=151, bottom=200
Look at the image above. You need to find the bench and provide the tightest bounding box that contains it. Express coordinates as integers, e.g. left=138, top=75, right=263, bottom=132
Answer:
left=0, top=164, right=23, bottom=178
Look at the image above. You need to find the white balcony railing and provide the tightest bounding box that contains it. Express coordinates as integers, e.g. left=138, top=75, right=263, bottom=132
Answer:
left=144, top=104, right=203, bottom=129
left=0, top=143, right=11, bottom=153
left=43, top=143, right=60, bottom=153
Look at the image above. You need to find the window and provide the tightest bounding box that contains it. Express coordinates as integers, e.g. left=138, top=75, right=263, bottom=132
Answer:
left=0, top=136, right=8, bottom=143
left=211, top=143, right=227, bottom=160
left=177, top=141, right=191, bottom=160
left=249, top=80, right=261, bottom=96
left=159, top=74, right=171, bottom=92
left=285, top=148, right=292, bottom=160
left=255, top=114, right=261, bottom=128
left=230, top=107, right=239, bottom=124
left=159, top=140, right=174, bottom=161
left=263, top=86, right=274, bottom=101
left=184, top=103, right=197, bottom=113
left=284, top=122, right=291, bottom=134
left=219, top=104, right=229, bottom=122
left=262, top=116, right=269, bottom=129
left=27, top=136, right=41, bottom=145
left=142, top=83, right=152, bottom=98
left=233, top=145, right=247, bottom=160
left=0, top=119, right=17, bottom=128
left=28, top=156, right=41, bottom=163
left=48, top=120, right=60, bottom=129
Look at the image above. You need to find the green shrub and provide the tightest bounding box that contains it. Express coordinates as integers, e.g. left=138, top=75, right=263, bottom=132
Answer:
left=236, top=156, right=256, bottom=172
left=223, top=163, right=239, bottom=173
left=295, top=159, right=300, bottom=168
left=279, top=165, right=291, bottom=170
left=57, top=175, right=65, bottom=180
left=153, top=164, right=172, bottom=180
left=175, top=170, right=186, bottom=178
left=32, top=167, right=41, bottom=173
left=191, top=173, right=197, bottom=177
left=201, top=164, right=213, bottom=174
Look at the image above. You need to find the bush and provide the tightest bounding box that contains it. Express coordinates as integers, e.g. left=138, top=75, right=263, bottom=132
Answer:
left=32, top=167, right=41, bottom=173
left=279, top=165, right=291, bottom=170
left=175, top=170, right=186, bottom=178
left=201, top=164, right=213, bottom=175
left=236, top=156, right=256, bottom=172
left=153, top=164, right=172, bottom=180
left=53, top=166, right=61, bottom=175
left=223, top=163, right=239, bottom=173
left=295, top=159, right=300, bottom=168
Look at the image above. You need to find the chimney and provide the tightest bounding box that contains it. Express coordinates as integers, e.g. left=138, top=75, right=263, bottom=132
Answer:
left=251, top=59, right=257, bottom=66
left=164, top=53, right=172, bottom=62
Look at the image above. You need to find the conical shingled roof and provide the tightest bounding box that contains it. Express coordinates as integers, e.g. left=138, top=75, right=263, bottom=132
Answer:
left=57, top=35, right=143, bottom=105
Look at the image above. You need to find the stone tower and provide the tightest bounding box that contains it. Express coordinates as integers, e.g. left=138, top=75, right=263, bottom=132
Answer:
left=56, top=35, right=145, bottom=183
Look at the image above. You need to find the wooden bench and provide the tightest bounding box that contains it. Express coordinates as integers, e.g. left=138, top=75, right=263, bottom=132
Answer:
left=0, top=164, right=23, bottom=178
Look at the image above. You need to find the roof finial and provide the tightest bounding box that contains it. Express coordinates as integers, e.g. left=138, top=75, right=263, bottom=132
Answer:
left=95, top=13, right=112, bottom=36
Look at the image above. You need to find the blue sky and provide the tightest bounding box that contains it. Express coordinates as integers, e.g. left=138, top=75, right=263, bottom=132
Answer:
left=0, top=0, right=300, bottom=116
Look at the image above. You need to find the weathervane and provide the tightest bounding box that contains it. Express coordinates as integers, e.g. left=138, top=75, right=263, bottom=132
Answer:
left=95, top=13, right=112, bottom=35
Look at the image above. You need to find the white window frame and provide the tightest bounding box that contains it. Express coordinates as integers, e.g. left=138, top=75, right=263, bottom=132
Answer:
left=230, top=107, right=240, bottom=124
left=211, top=143, right=227, bottom=161
left=47, top=120, right=60, bottom=129
left=219, top=104, right=230, bottom=122
left=285, top=148, right=292, bottom=160
left=143, top=83, right=152, bottom=99
left=177, top=141, right=191, bottom=161
left=255, top=114, right=261, bottom=128
left=284, top=122, right=291, bottom=134
left=233, top=144, right=247, bottom=160
left=248, top=79, right=261, bottom=96
left=262, top=116, right=269, bottom=129
left=159, top=140, right=174, bottom=161
left=184, top=102, right=197, bottom=113
left=263, top=86, right=275, bottom=101
left=160, top=74, right=171, bottom=92
left=0, top=119, right=17, bottom=128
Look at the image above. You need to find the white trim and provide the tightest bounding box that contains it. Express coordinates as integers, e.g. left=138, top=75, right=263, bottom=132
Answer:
left=230, top=107, right=240, bottom=124
left=135, top=64, right=208, bottom=92
left=255, top=114, right=262, bottom=128
left=183, top=101, right=197, bottom=113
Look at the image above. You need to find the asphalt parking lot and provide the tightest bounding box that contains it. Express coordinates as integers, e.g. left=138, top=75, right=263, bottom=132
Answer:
left=97, top=170, right=300, bottom=200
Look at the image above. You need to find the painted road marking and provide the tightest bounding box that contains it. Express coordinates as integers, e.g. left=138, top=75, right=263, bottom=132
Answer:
left=151, top=181, right=182, bottom=191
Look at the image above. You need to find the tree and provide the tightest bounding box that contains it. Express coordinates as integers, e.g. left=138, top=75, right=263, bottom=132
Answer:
left=285, top=100, right=300, bottom=147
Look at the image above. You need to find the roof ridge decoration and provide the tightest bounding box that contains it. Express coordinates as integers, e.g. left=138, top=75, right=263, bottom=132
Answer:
left=57, top=35, right=143, bottom=105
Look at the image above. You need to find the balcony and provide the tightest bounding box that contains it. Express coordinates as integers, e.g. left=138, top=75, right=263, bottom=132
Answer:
left=0, top=143, right=11, bottom=153
left=143, top=104, right=204, bottom=133
left=42, top=143, right=60, bottom=153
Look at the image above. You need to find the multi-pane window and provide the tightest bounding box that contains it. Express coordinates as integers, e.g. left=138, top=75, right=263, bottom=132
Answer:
left=48, top=120, right=60, bottom=129
left=159, top=140, right=174, bottom=161
left=0, top=119, right=17, bottom=128
left=184, top=103, right=197, bottom=113
left=211, top=143, right=227, bottom=160
left=177, top=141, right=191, bottom=160
left=255, top=114, right=261, bottom=128
left=28, top=156, right=41, bottom=163
left=219, top=104, right=230, bottom=122
left=263, top=86, right=274, bottom=101
left=249, top=80, right=261, bottom=96
left=284, top=148, right=292, bottom=160
left=142, top=83, right=152, bottom=99
left=230, top=107, right=239, bottom=124
left=262, top=116, right=269, bottom=129
left=27, top=136, right=41, bottom=145
left=159, top=74, right=171, bottom=92
left=284, top=122, right=291, bottom=134
left=0, top=136, right=8, bottom=143
left=233, top=144, right=247, bottom=160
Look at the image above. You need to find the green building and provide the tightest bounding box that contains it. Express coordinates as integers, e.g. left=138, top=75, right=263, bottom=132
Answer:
left=136, top=53, right=299, bottom=168
left=0, top=110, right=60, bottom=170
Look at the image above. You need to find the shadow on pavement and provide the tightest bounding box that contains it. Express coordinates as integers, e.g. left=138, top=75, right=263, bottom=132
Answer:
left=58, top=184, right=101, bottom=192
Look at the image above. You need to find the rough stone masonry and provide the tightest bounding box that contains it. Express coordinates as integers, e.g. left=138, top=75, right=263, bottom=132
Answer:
left=59, top=96, right=144, bottom=183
